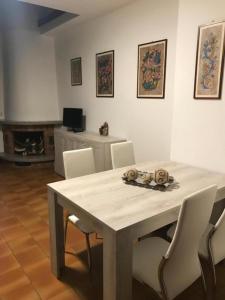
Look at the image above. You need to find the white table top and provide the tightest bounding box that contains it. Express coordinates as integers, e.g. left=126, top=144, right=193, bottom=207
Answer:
left=48, top=161, right=225, bottom=231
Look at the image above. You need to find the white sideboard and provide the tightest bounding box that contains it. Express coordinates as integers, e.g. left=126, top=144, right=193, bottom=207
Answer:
left=54, top=127, right=126, bottom=177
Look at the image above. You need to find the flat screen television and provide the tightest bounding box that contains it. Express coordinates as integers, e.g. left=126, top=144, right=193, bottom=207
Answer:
left=63, top=108, right=84, bottom=132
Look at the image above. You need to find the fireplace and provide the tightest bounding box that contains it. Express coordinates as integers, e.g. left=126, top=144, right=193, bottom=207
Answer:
left=0, top=121, right=62, bottom=163
left=14, top=131, right=44, bottom=156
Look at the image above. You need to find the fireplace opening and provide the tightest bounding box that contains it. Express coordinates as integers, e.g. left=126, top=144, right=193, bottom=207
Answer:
left=13, top=131, right=44, bottom=156
left=1, top=121, right=61, bottom=163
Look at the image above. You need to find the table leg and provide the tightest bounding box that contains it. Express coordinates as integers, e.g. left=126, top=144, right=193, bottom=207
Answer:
left=48, top=190, right=65, bottom=278
left=103, top=228, right=133, bottom=300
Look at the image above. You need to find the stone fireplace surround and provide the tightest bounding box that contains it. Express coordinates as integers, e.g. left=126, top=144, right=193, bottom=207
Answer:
left=0, top=121, right=62, bottom=163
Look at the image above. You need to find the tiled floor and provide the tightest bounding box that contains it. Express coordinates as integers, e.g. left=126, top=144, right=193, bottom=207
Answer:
left=1, top=160, right=225, bottom=300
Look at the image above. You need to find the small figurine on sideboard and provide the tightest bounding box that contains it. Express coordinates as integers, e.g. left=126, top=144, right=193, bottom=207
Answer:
left=99, top=122, right=109, bottom=136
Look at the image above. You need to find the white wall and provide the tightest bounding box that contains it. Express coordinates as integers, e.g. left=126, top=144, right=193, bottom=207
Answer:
left=1, top=0, right=59, bottom=121
left=0, top=27, right=5, bottom=152
left=55, top=0, right=179, bottom=162
left=0, top=25, right=4, bottom=120
left=171, top=0, right=225, bottom=172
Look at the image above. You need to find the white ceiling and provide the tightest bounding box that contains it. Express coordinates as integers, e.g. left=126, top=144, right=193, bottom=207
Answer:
left=19, top=0, right=136, bottom=25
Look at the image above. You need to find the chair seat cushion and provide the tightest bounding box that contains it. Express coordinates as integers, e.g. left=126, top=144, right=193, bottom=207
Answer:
left=133, top=237, right=170, bottom=292
left=68, top=214, right=93, bottom=233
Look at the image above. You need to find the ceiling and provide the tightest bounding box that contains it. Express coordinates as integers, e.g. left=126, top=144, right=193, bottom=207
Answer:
left=19, top=0, right=136, bottom=25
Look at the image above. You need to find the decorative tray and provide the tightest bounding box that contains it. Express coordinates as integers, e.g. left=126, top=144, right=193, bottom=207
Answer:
left=122, top=168, right=178, bottom=191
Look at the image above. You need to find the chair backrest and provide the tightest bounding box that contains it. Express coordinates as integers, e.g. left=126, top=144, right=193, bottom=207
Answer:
left=111, top=141, right=135, bottom=169
left=210, top=208, right=225, bottom=264
left=161, top=185, right=217, bottom=300
left=63, top=148, right=95, bottom=179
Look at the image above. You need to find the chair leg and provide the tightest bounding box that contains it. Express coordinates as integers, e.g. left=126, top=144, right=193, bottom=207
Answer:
left=199, top=255, right=216, bottom=300
left=64, top=218, right=69, bottom=244
left=85, top=233, right=92, bottom=271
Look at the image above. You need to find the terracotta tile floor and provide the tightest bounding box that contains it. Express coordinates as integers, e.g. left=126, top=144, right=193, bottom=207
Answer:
left=1, top=160, right=225, bottom=300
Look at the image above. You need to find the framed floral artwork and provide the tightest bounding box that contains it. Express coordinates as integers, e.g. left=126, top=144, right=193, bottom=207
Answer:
left=194, top=21, right=225, bottom=99
left=96, top=50, right=114, bottom=97
left=137, top=39, right=167, bottom=98
left=71, top=57, right=82, bottom=86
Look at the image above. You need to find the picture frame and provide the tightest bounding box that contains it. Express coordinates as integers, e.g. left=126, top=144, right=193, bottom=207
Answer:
left=96, top=50, right=114, bottom=97
left=137, top=39, right=167, bottom=99
left=71, top=57, right=82, bottom=86
left=194, top=21, right=225, bottom=99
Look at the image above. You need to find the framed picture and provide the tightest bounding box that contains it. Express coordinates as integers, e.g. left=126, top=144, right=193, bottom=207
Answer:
left=96, top=50, right=114, bottom=97
left=137, top=39, right=167, bottom=98
left=71, top=57, right=82, bottom=86
left=194, top=21, right=225, bottom=99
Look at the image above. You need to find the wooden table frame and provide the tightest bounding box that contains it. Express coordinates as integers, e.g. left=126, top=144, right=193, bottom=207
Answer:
left=48, top=161, right=225, bottom=300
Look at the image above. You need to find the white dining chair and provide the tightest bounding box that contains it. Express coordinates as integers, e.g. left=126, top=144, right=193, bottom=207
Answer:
left=167, top=204, right=225, bottom=298
left=63, top=148, right=95, bottom=270
left=111, top=141, right=135, bottom=169
left=133, top=185, right=217, bottom=300
left=198, top=207, right=225, bottom=297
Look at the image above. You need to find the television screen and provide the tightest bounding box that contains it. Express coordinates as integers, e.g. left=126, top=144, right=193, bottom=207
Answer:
left=63, top=108, right=83, bottom=131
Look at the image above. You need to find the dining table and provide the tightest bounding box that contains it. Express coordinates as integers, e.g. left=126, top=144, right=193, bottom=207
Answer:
left=47, top=160, right=225, bottom=300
